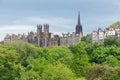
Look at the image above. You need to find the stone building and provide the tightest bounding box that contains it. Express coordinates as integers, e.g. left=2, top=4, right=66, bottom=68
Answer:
left=4, top=12, right=83, bottom=47
left=4, top=34, right=27, bottom=43
left=92, top=28, right=105, bottom=44
left=92, top=27, right=120, bottom=44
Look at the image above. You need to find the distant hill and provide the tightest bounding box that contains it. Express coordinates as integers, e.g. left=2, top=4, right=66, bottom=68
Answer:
left=109, top=21, right=120, bottom=28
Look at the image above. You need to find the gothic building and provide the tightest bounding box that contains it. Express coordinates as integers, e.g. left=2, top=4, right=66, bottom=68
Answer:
left=76, top=12, right=83, bottom=38
left=4, top=12, right=83, bottom=47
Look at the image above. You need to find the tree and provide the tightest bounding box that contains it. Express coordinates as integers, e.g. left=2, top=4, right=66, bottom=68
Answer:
left=90, top=47, right=108, bottom=64
left=33, top=57, right=51, bottom=76
left=72, top=42, right=90, bottom=77
left=103, top=55, right=120, bottom=67
left=0, top=45, right=22, bottom=80
left=81, top=34, right=92, bottom=44
left=48, top=46, right=73, bottom=67
left=115, top=37, right=120, bottom=47
left=86, top=65, right=120, bottom=80
left=90, top=45, right=120, bottom=64
left=109, top=21, right=120, bottom=28
left=104, top=36, right=116, bottom=46
left=19, top=69, right=41, bottom=80
left=42, top=62, right=75, bottom=80
left=10, top=41, right=38, bottom=67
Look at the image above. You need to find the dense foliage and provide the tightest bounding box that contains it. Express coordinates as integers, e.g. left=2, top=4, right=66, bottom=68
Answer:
left=1, top=37, right=120, bottom=80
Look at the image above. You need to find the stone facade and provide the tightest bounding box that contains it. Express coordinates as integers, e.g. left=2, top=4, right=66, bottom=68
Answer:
left=4, top=12, right=83, bottom=47
left=4, top=34, right=27, bottom=43
left=92, top=27, right=120, bottom=44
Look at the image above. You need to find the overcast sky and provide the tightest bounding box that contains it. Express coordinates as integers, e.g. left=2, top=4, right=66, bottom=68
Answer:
left=0, top=0, right=120, bottom=41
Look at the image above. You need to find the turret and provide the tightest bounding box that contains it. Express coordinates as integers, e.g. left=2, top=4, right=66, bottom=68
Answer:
left=37, top=24, right=42, bottom=36
left=43, top=24, right=49, bottom=47
left=37, top=24, right=42, bottom=47
left=44, top=24, right=49, bottom=34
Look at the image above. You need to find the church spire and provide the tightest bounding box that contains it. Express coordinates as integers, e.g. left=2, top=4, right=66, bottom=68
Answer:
left=78, top=11, right=80, bottom=25
left=76, top=11, right=83, bottom=37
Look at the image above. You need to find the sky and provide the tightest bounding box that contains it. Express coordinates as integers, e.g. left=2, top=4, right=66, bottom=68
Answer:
left=0, top=0, right=120, bottom=41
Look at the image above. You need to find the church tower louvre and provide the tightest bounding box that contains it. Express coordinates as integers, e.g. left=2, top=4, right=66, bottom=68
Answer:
left=75, top=11, right=83, bottom=37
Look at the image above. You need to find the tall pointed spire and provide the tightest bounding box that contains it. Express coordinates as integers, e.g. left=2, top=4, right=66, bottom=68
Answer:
left=76, top=11, right=83, bottom=37
left=78, top=11, right=80, bottom=25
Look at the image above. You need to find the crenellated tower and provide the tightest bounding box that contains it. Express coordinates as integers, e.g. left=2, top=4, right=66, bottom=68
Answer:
left=37, top=24, right=42, bottom=46
left=37, top=24, right=42, bottom=36
left=44, top=24, right=49, bottom=47
left=44, top=24, right=49, bottom=38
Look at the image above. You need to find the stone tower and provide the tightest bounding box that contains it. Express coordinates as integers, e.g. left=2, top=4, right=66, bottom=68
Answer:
left=37, top=24, right=42, bottom=46
left=44, top=24, right=49, bottom=47
left=37, top=24, right=42, bottom=36
left=75, top=12, right=83, bottom=37
left=44, top=24, right=49, bottom=38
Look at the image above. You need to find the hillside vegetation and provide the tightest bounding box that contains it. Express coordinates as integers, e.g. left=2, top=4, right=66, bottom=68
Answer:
left=0, top=35, right=120, bottom=80
left=109, top=21, right=120, bottom=28
left=1, top=20, right=120, bottom=79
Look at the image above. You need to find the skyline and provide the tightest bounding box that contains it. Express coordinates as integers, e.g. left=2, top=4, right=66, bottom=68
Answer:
left=0, top=0, right=120, bottom=41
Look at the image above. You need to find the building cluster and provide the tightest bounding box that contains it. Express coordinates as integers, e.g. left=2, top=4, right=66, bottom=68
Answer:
left=92, top=27, right=120, bottom=44
left=4, top=12, right=83, bottom=47
left=4, top=34, right=27, bottom=43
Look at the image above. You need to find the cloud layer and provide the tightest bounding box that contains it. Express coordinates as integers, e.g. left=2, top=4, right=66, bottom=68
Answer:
left=0, top=0, right=120, bottom=41
left=0, top=17, right=75, bottom=41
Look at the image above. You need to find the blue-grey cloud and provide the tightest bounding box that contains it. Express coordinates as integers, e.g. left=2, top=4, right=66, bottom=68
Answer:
left=0, top=0, right=120, bottom=41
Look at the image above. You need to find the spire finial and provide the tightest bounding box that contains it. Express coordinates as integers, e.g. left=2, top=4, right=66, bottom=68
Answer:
left=78, top=11, right=80, bottom=25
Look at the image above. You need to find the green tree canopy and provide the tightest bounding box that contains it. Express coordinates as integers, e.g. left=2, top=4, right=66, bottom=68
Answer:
left=109, top=21, right=120, bottom=28
left=42, top=62, right=75, bottom=80
left=86, top=65, right=120, bottom=80
left=72, top=42, right=90, bottom=77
